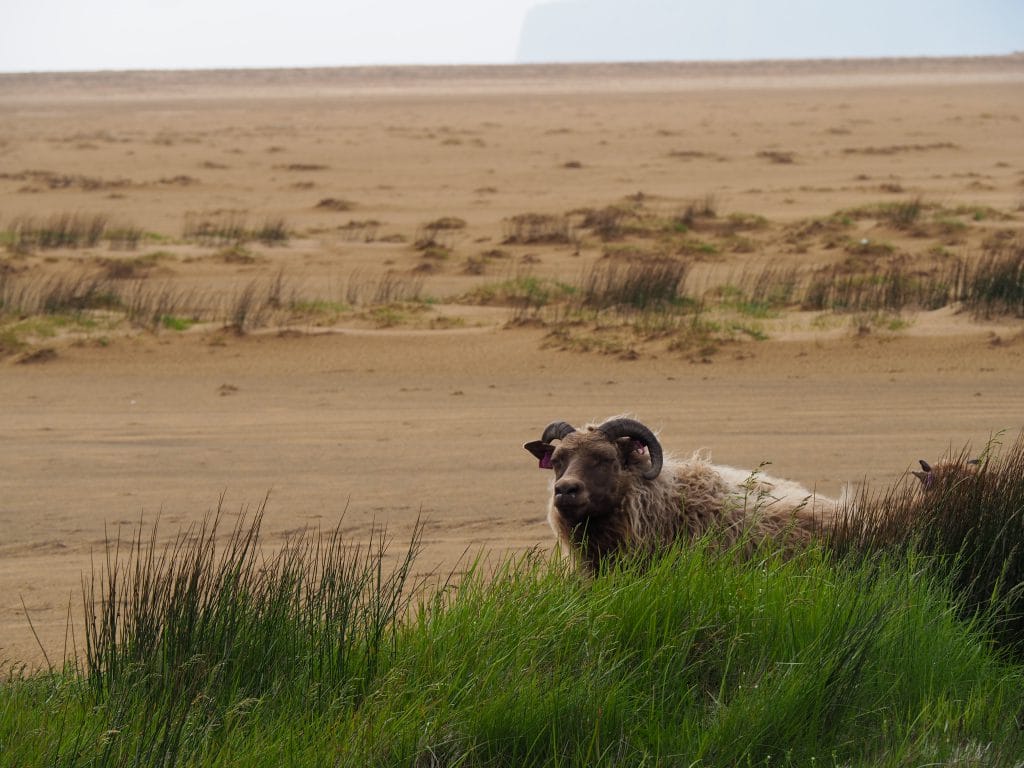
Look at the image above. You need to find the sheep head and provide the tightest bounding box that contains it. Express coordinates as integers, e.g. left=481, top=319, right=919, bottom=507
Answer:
left=912, top=458, right=981, bottom=491
left=524, top=417, right=663, bottom=525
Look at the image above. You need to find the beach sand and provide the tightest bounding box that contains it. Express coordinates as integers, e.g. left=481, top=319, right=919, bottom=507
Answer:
left=2, top=56, right=1023, bottom=666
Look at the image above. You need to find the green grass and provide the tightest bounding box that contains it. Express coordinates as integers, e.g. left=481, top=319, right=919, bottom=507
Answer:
left=160, top=315, right=195, bottom=331
left=3, top=483, right=1024, bottom=766
left=465, top=275, right=576, bottom=320
left=833, top=433, right=1024, bottom=657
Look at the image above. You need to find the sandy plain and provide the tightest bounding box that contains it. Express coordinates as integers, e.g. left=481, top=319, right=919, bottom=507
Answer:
left=1, top=57, right=1023, bottom=666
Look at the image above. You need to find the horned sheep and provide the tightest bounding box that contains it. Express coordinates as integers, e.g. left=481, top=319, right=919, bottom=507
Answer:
left=912, top=457, right=981, bottom=492
left=524, top=416, right=844, bottom=571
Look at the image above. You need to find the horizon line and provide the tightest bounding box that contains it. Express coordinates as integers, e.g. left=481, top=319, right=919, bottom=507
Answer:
left=3, top=51, right=1023, bottom=78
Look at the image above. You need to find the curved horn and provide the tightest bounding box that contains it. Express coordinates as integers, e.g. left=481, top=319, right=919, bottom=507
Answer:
left=540, top=421, right=576, bottom=443
left=597, top=417, right=663, bottom=480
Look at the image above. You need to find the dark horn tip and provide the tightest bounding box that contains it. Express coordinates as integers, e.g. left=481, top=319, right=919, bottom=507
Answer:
left=540, top=421, right=576, bottom=444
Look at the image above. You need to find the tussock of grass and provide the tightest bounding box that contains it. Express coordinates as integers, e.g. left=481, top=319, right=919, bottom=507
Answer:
left=962, top=245, right=1024, bottom=318
left=336, top=219, right=381, bottom=242
left=3, top=493, right=1023, bottom=766
left=832, top=433, right=1024, bottom=657
left=575, top=205, right=636, bottom=241
left=183, top=213, right=290, bottom=246
left=183, top=212, right=248, bottom=244
left=314, top=197, right=355, bottom=212
left=464, top=275, right=575, bottom=323
left=502, top=213, right=573, bottom=245
left=343, top=270, right=424, bottom=306
left=579, top=258, right=690, bottom=311
left=4, top=213, right=109, bottom=252
left=0, top=269, right=296, bottom=336
left=800, top=263, right=957, bottom=312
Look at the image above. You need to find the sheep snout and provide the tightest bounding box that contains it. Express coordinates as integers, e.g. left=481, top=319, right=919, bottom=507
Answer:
left=554, top=478, right=585, bottom=509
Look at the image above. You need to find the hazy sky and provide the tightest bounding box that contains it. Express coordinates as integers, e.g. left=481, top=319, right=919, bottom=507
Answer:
left=1, top=0, right=1021, bottom=73
left=1, top=0, right=540, bottom=73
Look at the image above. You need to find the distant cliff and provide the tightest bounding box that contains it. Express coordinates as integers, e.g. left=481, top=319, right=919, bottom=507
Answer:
left=516, top=0, right=1024, bottom=63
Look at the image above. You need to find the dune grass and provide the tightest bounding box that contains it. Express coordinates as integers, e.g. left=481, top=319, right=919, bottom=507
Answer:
left=833, top=433, right=1024, bottom=658
left=3, top=476, right=1024, bottom=767
left=180, top=213, right=290, bottom=246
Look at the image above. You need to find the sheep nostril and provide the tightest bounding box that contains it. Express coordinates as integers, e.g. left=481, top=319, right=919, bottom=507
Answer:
left=555, top=480, right=582, bottom=498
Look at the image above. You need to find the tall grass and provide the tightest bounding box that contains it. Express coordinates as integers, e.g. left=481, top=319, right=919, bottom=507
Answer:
left=800, top=262, right=960, bottom=312
left=342, top=270, right=424, bottom=306
left=832, top=432, right=1024, bottom=657
left=579, top=258, right=690, bottom=311
left=82, top=502, right=421, bottom=704
left=0, top=270, right=296, bottom=335
left=962, top=244, right=1024, bottom=318
left=3, top=491, right=1023, bottom=766
left=0, top=271, right=121, bottom=315
left=5, top=213, right=108, bottom=251
left=10, top=501, right=425, bottom=766
left=182, top=213, right=289, bottom=245
left=2, top=214, right=145, bottom=252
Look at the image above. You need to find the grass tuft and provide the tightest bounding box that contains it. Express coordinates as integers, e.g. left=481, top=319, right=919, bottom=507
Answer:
left=502, top=213, right=574, bottom=245
left=832, top=432, right=1024, bottom=657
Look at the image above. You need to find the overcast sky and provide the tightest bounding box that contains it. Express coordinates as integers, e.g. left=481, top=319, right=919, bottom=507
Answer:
left=2, top=0, right=1021, bottom=73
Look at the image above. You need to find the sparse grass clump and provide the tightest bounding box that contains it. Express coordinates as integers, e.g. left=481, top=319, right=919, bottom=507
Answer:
left=961, top=244, right=1024, bottom=318
left=757, top=149, right=796, bottom=164
left=414, top=217, right=466, bottom=252
left=4, top=213, right=109, bottom=252
left=579, top=258, right=690, bottom=311
left=800, top=263, right=957, bottom=313
left=673, top=194, right=718, bottom=231
left=336, top=219, right=381, bottom=242
left=314, top=197, right=356, bottom=212
left=252, top=217, right=289, bottom=244
left=183, top=212, right=290, bottom=246
left=183, top=211, right=248, bottom=244
left=0, top=270, right=121, bottom=316
left=465, top=274, right=575, bottom=322
left=576, top=205, right=634, bottom=241
left=343, top=270, right=424, bottom=306
left=502, top=213, right=573, bottom=245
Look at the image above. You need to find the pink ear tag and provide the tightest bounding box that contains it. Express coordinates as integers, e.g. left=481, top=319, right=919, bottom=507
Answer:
left=632, top=440, right=646, bottom=455
left=539, top=451, right=554, bottom=469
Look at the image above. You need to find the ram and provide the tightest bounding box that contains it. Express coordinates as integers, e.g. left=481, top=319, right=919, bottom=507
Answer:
left=912, top=457, right=981, bottom=492
left=525, top=416, right=844, bottom=571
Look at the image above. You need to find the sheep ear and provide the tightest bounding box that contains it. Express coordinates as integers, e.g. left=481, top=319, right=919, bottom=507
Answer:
left=912, top=470, right=930, bottom=485
left=524, top=440, right=555, bottom=469
left=614, top=436, right=648, bottom=465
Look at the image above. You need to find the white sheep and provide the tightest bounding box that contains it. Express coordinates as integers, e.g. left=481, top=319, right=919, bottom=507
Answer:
left=524, top=416, right=844, bottom=571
